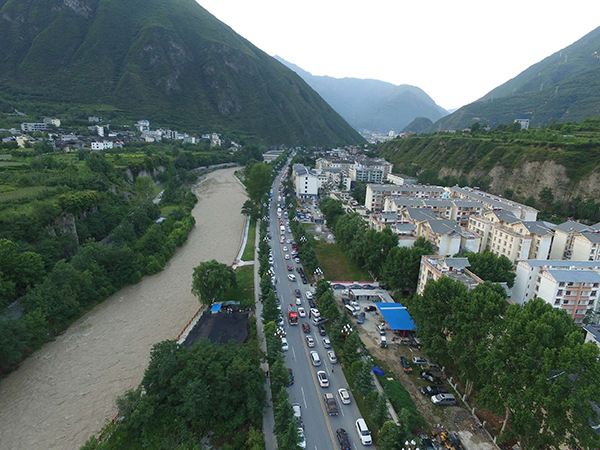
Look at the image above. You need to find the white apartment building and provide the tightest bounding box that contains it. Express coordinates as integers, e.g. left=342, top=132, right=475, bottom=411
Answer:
left=468, top=210, right=554, bottom=262
left=349, top=166, right=384, bottom=183
left=21, top=123, right=47, bottom=132
left=384, top=197, right=483, bottom=227
left=449, top=186, right=538, bottom=221
left=514, top=119, right=530, bottom=130
left=43, top=118, right=61, bottom=127
left=417, top=256, right=483, bottom=295
left=549, top=221, right=593, bottom=260
left=538, top=270, right=600, bottom=323
left=292, top=164, right=319, bottom=198
left=365, top=184, right=446, bottom=212
left=572, top=230, right=600, bottom=261
left=387, top=173, right=417, bottom=186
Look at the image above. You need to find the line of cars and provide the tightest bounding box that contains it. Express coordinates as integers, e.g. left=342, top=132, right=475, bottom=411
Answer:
left=400, top=356, right=457, bottom=406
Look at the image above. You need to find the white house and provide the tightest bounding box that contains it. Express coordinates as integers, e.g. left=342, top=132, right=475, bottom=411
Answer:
left=292, top=164, right=319, bottom=198
left=91, top=141, right=114, bottom=151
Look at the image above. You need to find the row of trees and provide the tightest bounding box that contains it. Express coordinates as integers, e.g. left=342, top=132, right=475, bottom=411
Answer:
left=407, top=277, right=600, bottom=447
left=320, top=198, right=434, bottom=292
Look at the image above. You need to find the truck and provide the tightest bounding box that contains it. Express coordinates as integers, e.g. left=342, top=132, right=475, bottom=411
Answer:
left=287, top=304, right=298, bottom=325
left=323, top=393, right=338, bottom=416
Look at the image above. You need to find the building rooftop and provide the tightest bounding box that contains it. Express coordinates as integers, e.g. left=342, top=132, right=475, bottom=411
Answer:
left=579, top=230, right=600, bottom=243
left=554, top=220, right=591, bottom=233
left=521, top=221, right=555, bottom=236
left=520, top=260, right=600, bottom=268
left=583, top=324, right=600, bottom=342
left=427, top=219, right=462, bottom=236
left=547, top=269, right=600, bottom=283
left=375, top=303, right=417, bottom=331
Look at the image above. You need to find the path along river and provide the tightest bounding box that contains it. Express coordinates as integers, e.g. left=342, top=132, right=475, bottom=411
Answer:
left=0, top=168, right=247, bottom=449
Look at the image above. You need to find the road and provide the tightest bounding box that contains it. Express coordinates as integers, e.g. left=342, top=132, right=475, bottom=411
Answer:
left=267, top=168, right=366, bottom=449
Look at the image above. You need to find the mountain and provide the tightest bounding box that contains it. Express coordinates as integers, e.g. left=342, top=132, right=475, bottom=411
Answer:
left=402, top=117, right=434, bottom=134
left=0, top=0, right=364, bottom=146
left=434, top=26, right=600, bottom=130
left=275, top=56, right=448, bottom=134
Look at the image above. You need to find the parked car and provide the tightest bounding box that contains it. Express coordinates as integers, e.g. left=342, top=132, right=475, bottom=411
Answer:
left=338, top=388, right=351, bottom=405
left=287, top=265, right=293, bottom=272
left=317, top=371, right=329, bottom=387
left=336, top=428, right=352, bottom=450
left=310, top=351, right=321, bottom=366
left=420, top=385, right=447, bottom=396
left=322, top=338, right=332, bottom=349
left=400, top=356, right=412, bottom=373
left=287, top=274, right=296, bottom=281
left=305, top=291, right=313, bottom=300
left=297, top=427, right=307, bottom=449
left=283, top=246, right=288, bottom=251
left=295, top=289, right=302, bottom=298
left=431, top=393, right=456, bottom=406
left=317, top=324, right=327, bottom=336
left=305, top=335, right=315, bottom=347
left=301, top=277, right=308, bottom=285
left=298, top=307, right=306, bottom=317
left=420, top=371, right=442, bottom=384
left=288, top=368, right=294, bottom=386
left=308, top=299, right=316, bottom=309
left=412, top=356, right=428, bottom=366
left=284, top=254, right=290, bottom=260
left=281, top=337, right=289, bottom=351
left=295, top=257, right=301, bottom=263
left=355, top=418, right=372, bottom=445
left=364, top=305, right=377, bottom=312
left=302, top=322, right=311, bottom=333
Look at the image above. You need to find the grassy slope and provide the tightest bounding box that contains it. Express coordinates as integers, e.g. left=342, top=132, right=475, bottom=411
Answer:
left=241, top=220, right=256, bottom=262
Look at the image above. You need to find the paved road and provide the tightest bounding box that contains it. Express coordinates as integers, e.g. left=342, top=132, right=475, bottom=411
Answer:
left=267, top=169, right=366, bottom=449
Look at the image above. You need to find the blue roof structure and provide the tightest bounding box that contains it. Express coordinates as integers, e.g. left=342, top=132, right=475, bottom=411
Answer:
left=375, top=303, right=417, bottom=331
left=210, top=303, right=223, bottom=313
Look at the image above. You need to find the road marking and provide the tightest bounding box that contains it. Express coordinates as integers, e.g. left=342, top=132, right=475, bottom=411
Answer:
left=340, top=405, right=345, bottom=417
left=301, top=387, right=308, bottom=408
left=291, top=346, right=296, bottom=360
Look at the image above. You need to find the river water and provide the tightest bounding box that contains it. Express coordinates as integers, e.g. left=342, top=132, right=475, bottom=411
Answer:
left=0, top=168, right=247, bottom=449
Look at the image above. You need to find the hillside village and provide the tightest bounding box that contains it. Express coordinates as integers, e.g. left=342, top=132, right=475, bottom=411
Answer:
left=1, top=115, right=237, bottom=153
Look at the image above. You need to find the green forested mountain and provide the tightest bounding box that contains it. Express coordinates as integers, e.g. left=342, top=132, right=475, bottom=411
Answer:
left=402, top=117, right=434, bottom=134
left=433, top=26, right=600, bottom=130
left=0, top=0, right=363, bottom=146
left=275, top=56, right=447, bottom=133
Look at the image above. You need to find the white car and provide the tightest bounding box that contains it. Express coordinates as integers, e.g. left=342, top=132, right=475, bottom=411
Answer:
left=338, top=388, right=351, bottom=404
left=284, top=254, right=290, bottom=260
left=328, top=351, right=337, bottom=364
left=281, top=337, right=289, bottom=352
left=294, top=257, right=300, bottom=264
left=288, top=274, right=296, bottom=282
left=322, top=338, right=332, bottom=349
left=295, top=297, right=302, bottom=306
left=287, top=239, right=292, bottom=244
left=305, top=291, right=313, bottom=300
left=317, top=371, right=329, bottom=388
left=298, top=307, right=306, bottom=317
left=283, top=246, right=288, bottom=251
left=297, top=427, right=307, bottom=449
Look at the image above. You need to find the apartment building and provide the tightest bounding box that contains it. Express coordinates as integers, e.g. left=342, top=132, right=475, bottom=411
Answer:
left=402, top=208, right=480, bottom=256
left=384, top=197, right=483, bottom=227
left=21, top=122, right=47, bottom=132
left=468, top=210, right=554, bottom=262
left=292, top=164, right=319, bottom=198
left=572, top=230, right=600, bottom=261
left=349, top=165, right=384, bottom=183
left=513, top=260, right=600, bottom=308
left=449, top=186, right=538, bottom=221
left=387, top=173, right=417, bottom=186
left=365, top=184, right=445, bottom=212
left=549, top=221, right=593, bottom=260
left=417, top=256, right=483, bottom=294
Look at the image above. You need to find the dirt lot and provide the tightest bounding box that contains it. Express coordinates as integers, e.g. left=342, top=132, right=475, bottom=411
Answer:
left=335, top=291, right=496, bottom=450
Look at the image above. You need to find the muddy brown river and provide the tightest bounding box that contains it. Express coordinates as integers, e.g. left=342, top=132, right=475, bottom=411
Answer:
left=0, top=168, right=247, bottom=449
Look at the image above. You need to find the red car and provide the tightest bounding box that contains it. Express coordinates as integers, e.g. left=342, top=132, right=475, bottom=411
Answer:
left=302, top=322, right=311, bottom=333
left=287, top=265, right=294, bottom=271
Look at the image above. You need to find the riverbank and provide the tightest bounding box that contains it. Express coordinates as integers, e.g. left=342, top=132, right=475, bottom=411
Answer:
left=0, top=167, right=247, bottom=450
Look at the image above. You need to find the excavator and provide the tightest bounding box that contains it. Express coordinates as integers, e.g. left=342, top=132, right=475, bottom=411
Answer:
left=432, top=429, right=465, bottom=450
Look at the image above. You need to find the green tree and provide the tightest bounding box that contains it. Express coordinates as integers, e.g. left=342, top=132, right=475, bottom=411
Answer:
left=246, top=163, right=272, bottom=203
left=352, top=361, right=374, bottom=397
left=242, top=199, right=256, bottom=217
left=133, top=176, right=155, bottom=202
left=262, top=291, right=280, bottom=325
left=367, top=392, right=390, bottom=428
left=351, top=182, right=367, bottom=205
left=465, top=251, right=515, bottom=287
left=377, top=421, right=404, bottom=450
left=270, top=356, right=290, bottom=394
left=191, top=260, right=237, bottom=308
left=319, top=197, right=346, bottom=229
left=539, top=187, right=554, bottom=206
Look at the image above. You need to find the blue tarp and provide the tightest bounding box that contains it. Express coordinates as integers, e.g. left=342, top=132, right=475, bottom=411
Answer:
left=372, top=366, right=385, bottom=376
left=375, top=302, right=417, bottom=331
left=210, top=303, right=222, bottom=313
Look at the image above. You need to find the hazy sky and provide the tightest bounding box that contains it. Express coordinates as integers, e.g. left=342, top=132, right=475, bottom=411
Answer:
left=198, top=0, right=600, bottom=110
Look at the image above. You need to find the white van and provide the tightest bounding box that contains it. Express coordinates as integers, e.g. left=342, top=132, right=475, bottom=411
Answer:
left=355, top=418, right=372, bottom=445
left=344, top=304, right=357, bottom=317
left=310, top=351, right=321, bottom=366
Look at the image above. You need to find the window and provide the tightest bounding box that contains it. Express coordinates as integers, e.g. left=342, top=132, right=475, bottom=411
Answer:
left=557, top=290, right=563, bottom=296
left=554, top=299, right=560, bottom=305
left=565, top=291, right=572, bottom=296
left=592, top=291, right=597, bottom=297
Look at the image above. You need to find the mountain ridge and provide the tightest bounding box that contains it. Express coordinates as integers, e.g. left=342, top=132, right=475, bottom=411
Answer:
left=275, top=56, right=448, bottom=133
left=432, top=26, right=600, bottom=130
left=0, top=0, right=364, bottom=145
